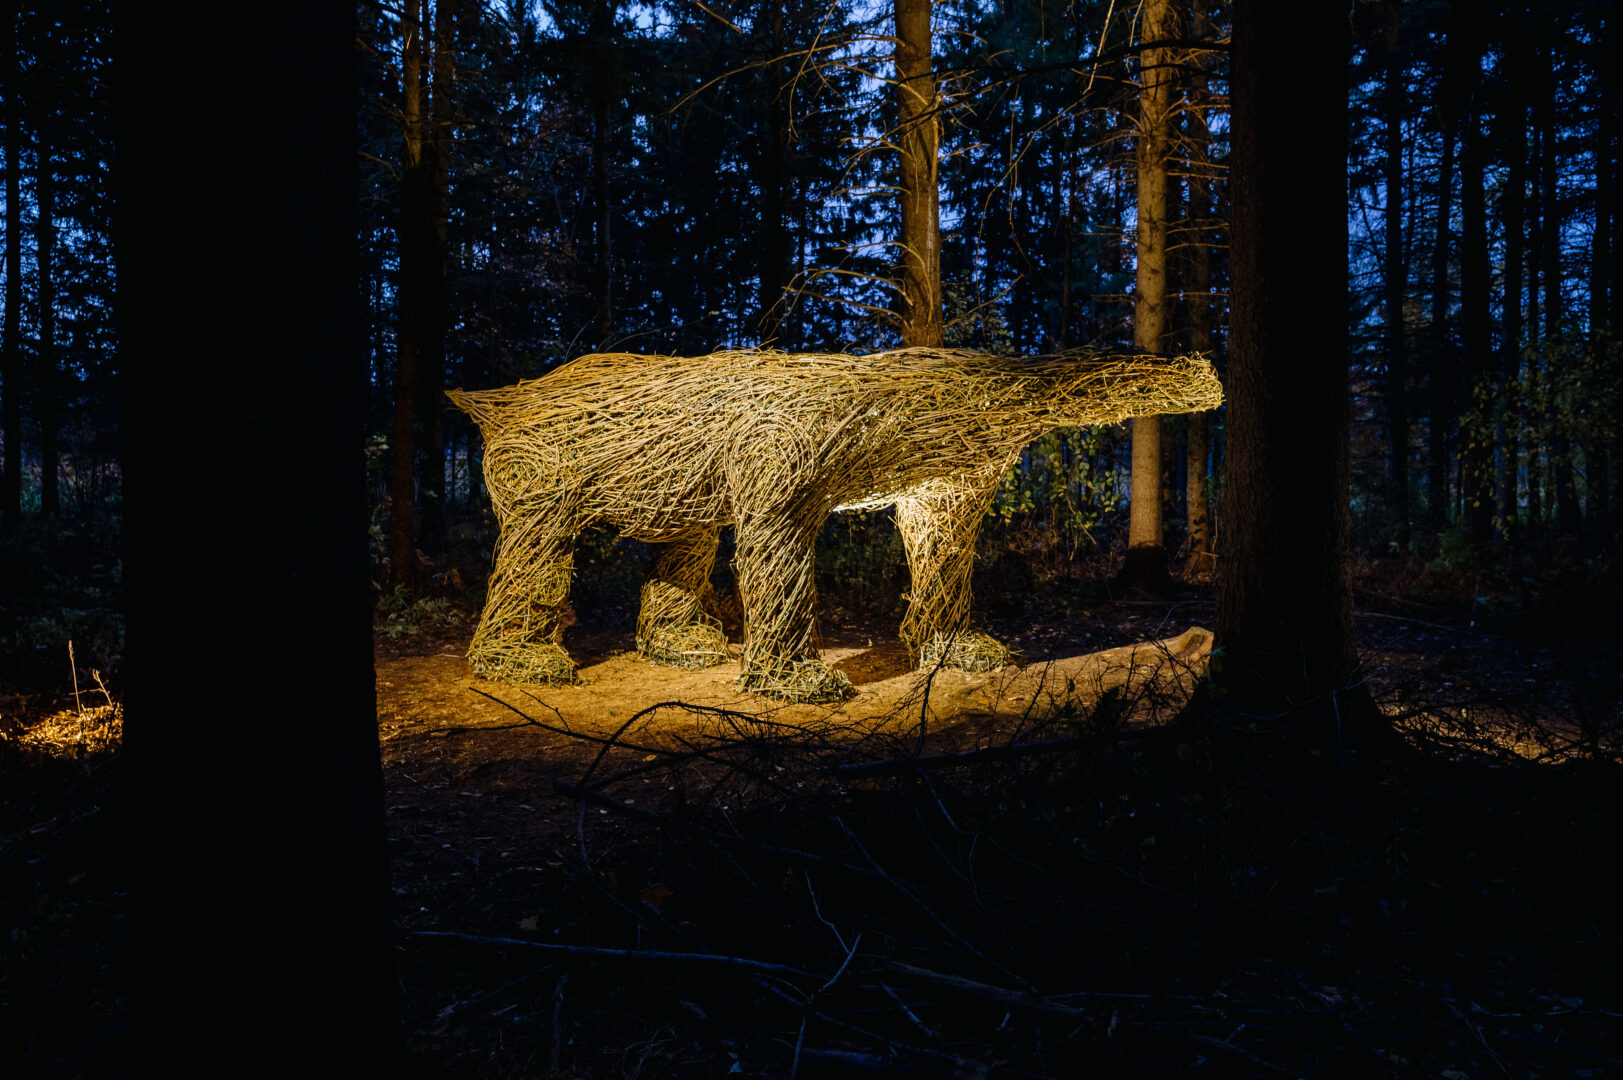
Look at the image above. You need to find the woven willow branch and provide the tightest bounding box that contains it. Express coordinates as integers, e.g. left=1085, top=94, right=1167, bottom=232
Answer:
left=449, top=346, right=1222, bottom=702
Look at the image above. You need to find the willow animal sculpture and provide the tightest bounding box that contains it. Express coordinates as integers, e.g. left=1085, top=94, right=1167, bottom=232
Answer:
left=448, top=347, right=1222, bottom=703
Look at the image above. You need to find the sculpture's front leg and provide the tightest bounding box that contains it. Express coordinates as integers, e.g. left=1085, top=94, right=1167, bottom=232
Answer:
left=467, top=488, right=583, bottom=684
left=732, top=510, right=852, bottom=703
left=896, top=475, right=1013, bottom=672
left=637, top=528, right=729, bottom=669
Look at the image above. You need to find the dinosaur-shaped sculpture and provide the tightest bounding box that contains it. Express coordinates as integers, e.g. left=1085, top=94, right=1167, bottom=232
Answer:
left=448, top=346, right=1222, bottom=702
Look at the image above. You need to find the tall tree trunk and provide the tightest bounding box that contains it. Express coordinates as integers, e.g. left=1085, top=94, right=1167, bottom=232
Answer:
left=1096, top=172, right=1125, bottom=337
left=1120, top=0, right=1175, bottom=591
left=1182, top=0, right=1214, bottom=578
left=1380, top=0, right=1409, bottom=551
left=36, top=109, right=57, bottom=517
left=416, top=0, right=456, bottom=558
left=1161, top=153, right=1183, bottom=532
left=1459, top=75, right=1494, bottom=545
left=1434, top=103, right=1460, bottom=535
left=1501, top=45, right=1525, bottom=542
left=1538, top=54, right=1562, bottom=338
left=590, top=2, right=617, bottom=348
left=2, top=11, right=20, bottom=532
left=1428, top=19, right=1467, bottom=542
left=1216, top=0, right=1383, bottom=758
left=1614, top=31, right=1623, bottom=345
left=1538, top=48, right=1577, bottom=535
left=1059, top=109, right=1077, bottom=348
left=756, top=0, right=791, bottom=342
left=390, top=0, right=427, bottom=589
left=1594, top=19, right=1614, bottom=336
left=1587, top=14, right=1614, bottom=547
left=1524, top=92, right=1545, bottom=538
left=895, top=0, right=941, bottom=346
left=119, top=1, right=404, bottom=1068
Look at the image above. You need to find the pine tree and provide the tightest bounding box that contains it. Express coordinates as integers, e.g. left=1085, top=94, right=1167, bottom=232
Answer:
left=1216, top=0, right=1387, bottom=760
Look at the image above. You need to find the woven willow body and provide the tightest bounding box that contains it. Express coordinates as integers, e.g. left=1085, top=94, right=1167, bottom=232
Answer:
left=449, top=347, right=1222, bottom=702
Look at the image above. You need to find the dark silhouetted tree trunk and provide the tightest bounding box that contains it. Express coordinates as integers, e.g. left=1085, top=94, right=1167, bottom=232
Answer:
left=2, top=11, right=20, bottom=533
left=1379, top=0, right=1409, bottom=551
left=1096, top=169, right=1125, bottom=337
left=1427, top=30, right=1458, bottom=535
left=1614, top=19, right=1623, bottom=344
left=1524, top=90, right=1545, bottom=535
left=416, top=0, right=457, bottom=557
left=1501, top=43, right=1525, bottom=541
left=1121, top=0, right=1175, bottom=592
left=1536, top=46, right=1578, bottom=535
left=590, top=2, right=617, bottom=348
left=1427, top=161, right=1453, bottom=532
left=1459, top=39, right=1493, bottom=545
left=1182, top=0, right=1214, bottom=576
left=118, top=0, right=404, bottom=1069
left=1587, top=13, right=1614, bottom=546
left=1216, top=0, right=1384, bottom=759
left=36, top=109, right=58, bottom=517
left=1594, top=20, right=1614, bottom=335
left=895, top=0, right=941, bottom=346
left=757, top=0, right=791, bottom=342
left=390, top=0, right=427, bottom=588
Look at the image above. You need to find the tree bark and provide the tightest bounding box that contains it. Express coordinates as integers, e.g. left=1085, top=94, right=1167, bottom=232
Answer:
left=1216, top=0, right=1383, bottom=758
left=1593, top=17, right=1613, bottom=337
left=1587, top=13, right=1615, bottom=548
left=1379, top=0, right=1409, bottom=551
left=757, top=0, right=791, bottom=342
left=1537, top=46, right=1577, bottom=535
left=36, top=105, right=57, bottom=517
left=895, top=0, right=941, bottom=347
left=1120, top=0, right=1175, bottom=592
left=1500, top=34, right=1525, bottom=542
left=2, top=11, right=20, bottom=532
left=1181, top=0, right=1214, bottom=577
left=1524, top=74, right=1545, bottom=536
left=1427, top=33, right=1458, bottom=536
left=390, top=0, right=427, bottom=589
left=118, top=0, right=405, bottom=1068
left=590, top=2, right=617, bottom=349
left=416, top=0, right=456, bottom=557
left=1458, top=31, right=1494, bottom=546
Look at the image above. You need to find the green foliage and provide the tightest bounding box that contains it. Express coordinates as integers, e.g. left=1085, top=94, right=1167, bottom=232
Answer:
left=988, top=427, right=1123, bottom=551
left=373, top=587, right=464, bottom=639
left=1426, top=521, right=1502, bottom=578
left=942, top=279, right=1015, bottom=354
left=816, top=509, right=905, bottom=615
left=0, top=521, right=124, bottom=687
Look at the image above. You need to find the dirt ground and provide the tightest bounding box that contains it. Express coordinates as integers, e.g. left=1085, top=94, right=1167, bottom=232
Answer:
left=373, top=601, right=1221, bottom=1076
left=4, top=575, right=1613, bottom=1078
left=370, top=583, right=1615, bottom=1078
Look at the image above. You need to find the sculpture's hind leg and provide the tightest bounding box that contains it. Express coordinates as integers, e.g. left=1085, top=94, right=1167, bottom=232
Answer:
left=637, top=528, right=730, bottom=669
left=732, top=511, right=852, bottom=703
left=896, top=476, right=1013, bottom=672
left=467, top=489, right=583, bottom=684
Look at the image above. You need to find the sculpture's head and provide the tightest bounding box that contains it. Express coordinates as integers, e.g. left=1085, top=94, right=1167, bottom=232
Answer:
left=989, top=349, right=1224, bottom=431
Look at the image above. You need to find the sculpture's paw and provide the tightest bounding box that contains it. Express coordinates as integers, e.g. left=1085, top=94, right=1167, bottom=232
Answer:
left=917, top=631, right=1016, bottom=674
left=468, top=642, right=580, bottom=686
left=737, top=657, right=854, bottom=704
left=638, top=619, right=730, bottom=670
